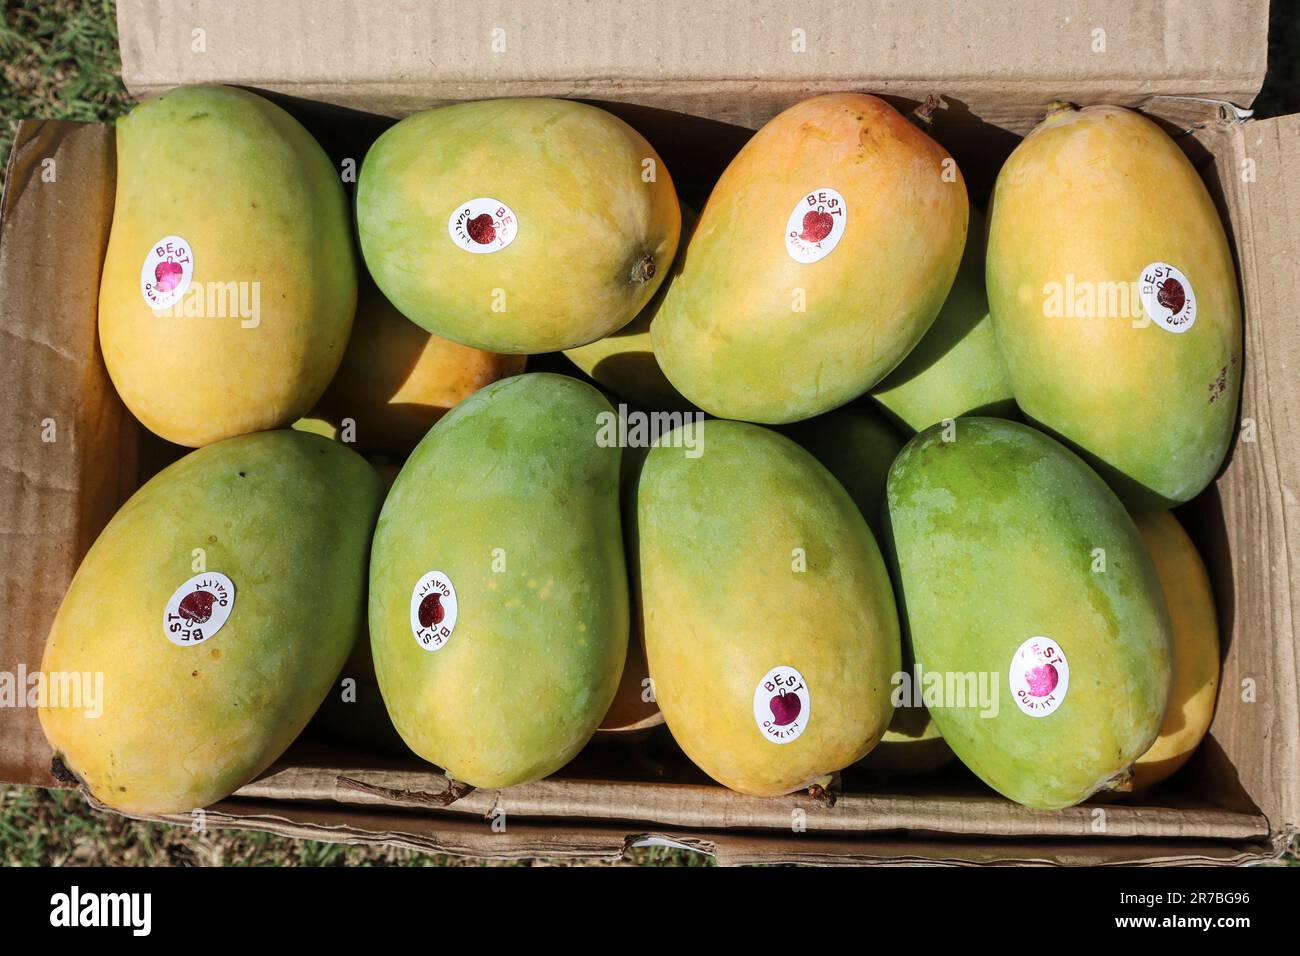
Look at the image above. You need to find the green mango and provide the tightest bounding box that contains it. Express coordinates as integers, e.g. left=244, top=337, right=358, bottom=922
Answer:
left=356, top=99, right=680, bottom=354
left=885, top=418, right=1171, bottom=809
left=369, top=373, right=628, bottom=787
left=871, top=206, right=1016, bottom=432
left=39, top=431, right=383, bottom=814
left=779, top=404, right=903, bottom=541
left=637, top=420, right=899, bottom=796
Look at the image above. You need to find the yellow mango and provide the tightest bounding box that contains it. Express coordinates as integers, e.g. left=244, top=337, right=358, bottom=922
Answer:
left=637, top=420, right=899, bottom=795
left=1132, top=510, right=1220, bottom=790
left=98, top=85, right=357, bottom=447
left=301, top=281, right=525, bottom=457
left=987, top=104, right=1241, bottom=507
left=39, top=431, right=383, bottom=814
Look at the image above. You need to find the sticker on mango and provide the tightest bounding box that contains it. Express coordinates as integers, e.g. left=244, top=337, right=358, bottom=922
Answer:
left=449, top=198, right=517, bottom=254
left=785, top=188, right=847, bottom=264
left=753, top=665, right=811, bottom=743
left=1139, top=262, right=1197, bottom=333
left=163, top=572, right=235, bottom=646
left=140, top=235, right=194, bottom=310
left=410, top=571, right=459, bottom=651
left=1009, top=637, right=1070, bottom=717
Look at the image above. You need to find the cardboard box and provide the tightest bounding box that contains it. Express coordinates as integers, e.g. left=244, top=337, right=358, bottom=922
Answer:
left=0, top=0, right=1295, bottom=864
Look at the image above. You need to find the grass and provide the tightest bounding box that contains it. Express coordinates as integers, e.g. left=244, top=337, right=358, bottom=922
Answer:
left=0, top=0, right=1296, bottom=868
left=0, top=1, right=130, bottom=174
left=0, top=787, right=712, bottom=866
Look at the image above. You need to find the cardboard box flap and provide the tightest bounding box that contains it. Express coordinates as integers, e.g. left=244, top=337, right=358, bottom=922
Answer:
left=1202, top=112, right=1300, bottom=843
left=233, top=763, right=1271, bottom=843
left=105, top=796, right=1284, bottom=866
left=117, top=0, right=1269, bottom=127
left=0, top=121, right=130, bottom=789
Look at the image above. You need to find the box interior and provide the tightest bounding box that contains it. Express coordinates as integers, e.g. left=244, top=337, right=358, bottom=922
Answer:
left=0, top=0, right=1295, bottom=864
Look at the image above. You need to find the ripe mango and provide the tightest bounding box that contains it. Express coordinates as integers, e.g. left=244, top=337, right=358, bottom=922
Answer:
left=357, top=99, right=680, bottom=354
left=98, top=85, right=356, bottom=447
left=1132, top=510, right=1220, bottom=791
left=885, top=418, right=1172, bottom=809
left=653, top=93, right=967, bottom=423
left=779, top=404, right=902, bottom=541
left=859, top=706, right=954, bottom=775
left=369, top=373, right=628, bottom=788
left=564, top=204, right=698, bottom=411
left=782, top=408, right=949, bottom=774
left=597, top=631, right=661, bottom=735
left=39, top=431, right=383, bottom=814
left=871, top=205, right=1016, bottom=432
left=300, top=280, right=525, bottom=457
left=636, top=420, right=899, bottom=796
left=986, top=104, right=1241, bottom=507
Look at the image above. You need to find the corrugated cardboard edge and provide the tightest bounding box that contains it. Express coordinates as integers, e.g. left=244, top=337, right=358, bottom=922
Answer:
left=232, top=765, right=1270, bottom=843
left=0, top=120, right=129, bottom=789
left=86, top=794, right=1288, bottom=866
left=116, top=0, right=1269, bottom=127
left=1202, top=113, right=1300, bottom=847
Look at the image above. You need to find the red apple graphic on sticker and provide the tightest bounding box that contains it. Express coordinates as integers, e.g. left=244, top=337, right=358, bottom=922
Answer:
left=769, top=691, right=801, bottom=726
left=154, top=260, right=184, bottom=292
left=1025, top=662, right=1059, bottom=697
left=178, top=589, right=215, bottom=625
left=466, top=214, right=496, bottom=245
left=418, top=592, right=445, bottom=629
left=799, top=210, right=834, bottom=243
left=1156, top=277, right=1186, bottom=315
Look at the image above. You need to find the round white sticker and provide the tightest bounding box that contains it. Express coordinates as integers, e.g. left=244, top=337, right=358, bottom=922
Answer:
left=785, top=188, right=847, bottom=264
left=410, top=571, right=458, bottom=652
left=752, top=665, right=811, bottom=743
left=163, top=572, right=235, bottom=646
left=1139, top=262, right=1197, bottom=333
left=140, top=235, right=195, bottom=310
left=1009, top=637, right=1070, bottom=717
left=448, top=198, right=518, bottom=254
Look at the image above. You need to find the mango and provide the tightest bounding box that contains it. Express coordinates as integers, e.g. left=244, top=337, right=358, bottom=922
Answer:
left=369, top=373, right=628, bottom=787
left=885, top=418, right=1171, bottom=809
left=636, top=420, right=899, bottom=796
left=357, top=99, right=680, bottom=354
left=99, top=85, right=356, bottom=447
left=781, top=408, right=948, bottom=773
left=871, top=205, right=1016, bottom=432
left=653, top=93, right=967, bottom=423
left=597, top=632, right=662, bottom=735
left=39, top=431, right=383, bottom=814
left=309, top=461, right=410, bottom=755
left=858, top=706, right=954, bottom=775
left=300, top=280, right=525, bottom=457
left=986, top=104, right=1241, bottom=508
left=1132, top=510, right=1220, bottom=791
left=779, top=404, right=902, bottom=541
left=564, top=203, right=698, bottom=411
left=599, top=444, right=663, bottom=737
